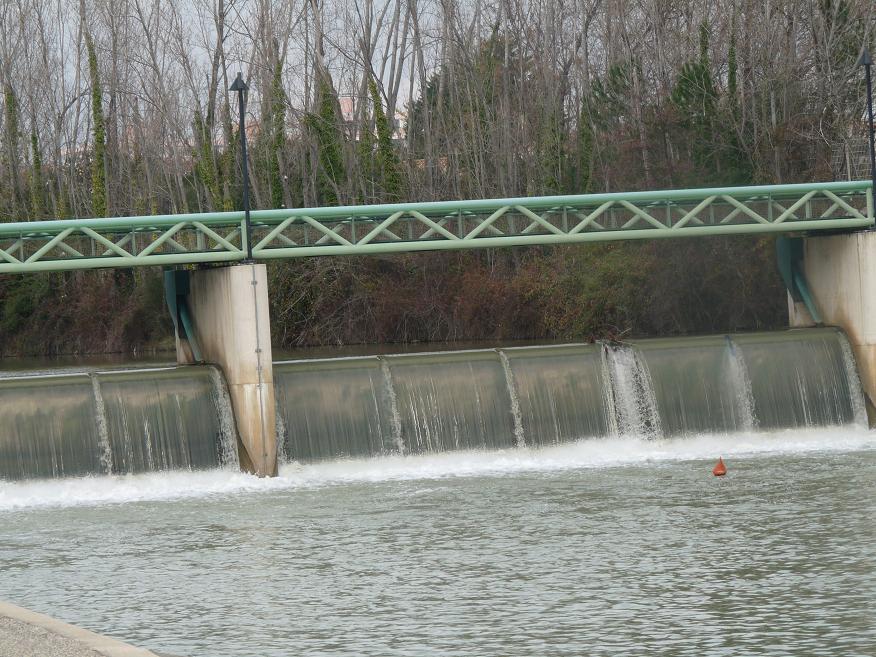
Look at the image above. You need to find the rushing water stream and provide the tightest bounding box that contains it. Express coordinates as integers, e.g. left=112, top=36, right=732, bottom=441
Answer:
left=0, top=328, right=874, bottom=655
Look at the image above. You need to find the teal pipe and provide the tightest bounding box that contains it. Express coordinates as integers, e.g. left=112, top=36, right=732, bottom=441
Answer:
left=776, top=236, right=823, bottom=325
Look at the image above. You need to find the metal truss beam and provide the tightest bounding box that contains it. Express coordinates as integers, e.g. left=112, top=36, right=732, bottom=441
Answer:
left=0, top=181, right=871, bottom=274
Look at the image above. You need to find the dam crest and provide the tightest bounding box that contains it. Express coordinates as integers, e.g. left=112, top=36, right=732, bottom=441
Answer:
left=0, top=328, right=865, bottom=481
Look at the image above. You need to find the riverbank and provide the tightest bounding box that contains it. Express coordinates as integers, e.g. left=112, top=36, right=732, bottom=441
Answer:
left=0, top=240, right=787, bottom=359
left=0, top=600, right=165, bottom=657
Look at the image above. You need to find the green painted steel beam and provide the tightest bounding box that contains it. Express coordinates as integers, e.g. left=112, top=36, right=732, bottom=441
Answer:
left=251, top=217, right=874, bottom=259
left=0, top=181, right=871, bottom=274
left=0, top=252, right=244, bottom=274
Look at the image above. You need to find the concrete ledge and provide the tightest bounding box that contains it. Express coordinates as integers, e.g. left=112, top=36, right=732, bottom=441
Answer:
left=0, top=600, right=163, bottom=657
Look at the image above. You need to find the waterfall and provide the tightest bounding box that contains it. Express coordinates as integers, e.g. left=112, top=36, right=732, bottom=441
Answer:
left=90, top=373, right=113, bottom=474
left=0, top=366, right=227, bottom=481
left=498, top=350, right=526, bottom=447
left=838, top=335, right=868, bottom=427
left=501, top=344, right=611, bottom=446
left=273, top=356, right=399, bottom=462
left=1, top=327, right=869, bottom=481
left=603, top=344, right=662, bottom=438
left=209, top=366, right=240, bottom=468
left=274, top=328, right=865, bottom=463
left=724, top=337, right=757, bottom=432
left=600, top=352, right=620, bottom=438
left=380, top=357, right=405, bottom=453
left=380, top=351, right=516, bottom=454
left=275, top=410, right=289, bottom=465
left=734, top=329, right=862, bottom=428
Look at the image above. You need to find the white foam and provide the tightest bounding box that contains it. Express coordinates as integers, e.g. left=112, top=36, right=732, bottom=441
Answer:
left=279, top=426, right=876, bottom=483
left=1, top=427, right=873, bottom=511
left=0, top=468, right=289, bottom=511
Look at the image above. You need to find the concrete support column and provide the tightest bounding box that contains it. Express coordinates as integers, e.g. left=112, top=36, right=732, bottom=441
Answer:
left=791, top=231, right=876, bottom=418
left=177, top=263, right=277, bottom=476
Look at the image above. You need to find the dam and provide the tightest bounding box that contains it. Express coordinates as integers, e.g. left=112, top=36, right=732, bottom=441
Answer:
left=0, top=329, right=873, bottom=656
left=0, top=327, right=865, bottom=480
left=1, top=327, right=874, bottom=657
left=4, top=180, right=876, bottom=477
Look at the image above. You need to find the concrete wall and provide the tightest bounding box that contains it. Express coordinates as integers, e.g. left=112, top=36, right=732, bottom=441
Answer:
left=178, top=264, right=277, bottom=476
left=0, top=600, right=162, bottom=657
left=791, top=231, right=876, bottom=418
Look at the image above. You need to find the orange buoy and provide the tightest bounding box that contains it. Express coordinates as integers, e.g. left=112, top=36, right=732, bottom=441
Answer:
left=712, top=457, right=727, bottom=477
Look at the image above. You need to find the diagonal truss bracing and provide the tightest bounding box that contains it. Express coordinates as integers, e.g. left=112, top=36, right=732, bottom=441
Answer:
left=0, top=181, right=872, bottom=274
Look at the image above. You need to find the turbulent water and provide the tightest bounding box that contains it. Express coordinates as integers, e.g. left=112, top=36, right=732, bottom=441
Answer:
left=0, top=429, right=874, bottom=656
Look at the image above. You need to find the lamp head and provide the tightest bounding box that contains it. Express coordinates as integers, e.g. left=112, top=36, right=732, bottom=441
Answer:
left=230, top=71, right=249, bottom=92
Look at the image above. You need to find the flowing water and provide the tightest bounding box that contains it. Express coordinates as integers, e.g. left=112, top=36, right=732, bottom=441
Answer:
left=277, top=328, right=866, bottom=461
left=1, top=328, right=865, bottom=478
left=0, top=366, right=236, bottom=479
left=0, top=430, right=874, bottom=656
left=0, top=328, right=874, bottom=655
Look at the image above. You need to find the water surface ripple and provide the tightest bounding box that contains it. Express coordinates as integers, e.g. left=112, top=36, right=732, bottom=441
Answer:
left=1, top=429, right=874, bottom=656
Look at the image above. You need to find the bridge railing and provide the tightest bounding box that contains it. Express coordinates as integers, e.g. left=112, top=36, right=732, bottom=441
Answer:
left=0, top=181, right=872, bottom=273
left=249, top=180, right=874, bottom=258
left=0, top=213, right=250, bottom=272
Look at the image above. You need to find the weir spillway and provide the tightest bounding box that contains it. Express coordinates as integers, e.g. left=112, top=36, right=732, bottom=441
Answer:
left=0, top=366, right=238, bottom=480
left=276, top=328, right=866, bottom=461
left=0, top=328, right=866, bottom=481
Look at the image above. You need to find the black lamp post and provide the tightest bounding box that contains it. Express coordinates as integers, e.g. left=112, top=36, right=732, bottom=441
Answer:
left=858, top=47, right=876, bottom=196
left=230, top=71, right=253, bottom=261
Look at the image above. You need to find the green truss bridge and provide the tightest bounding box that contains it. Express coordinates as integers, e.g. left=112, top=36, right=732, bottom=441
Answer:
left=0, top=180, right=872, bottom=274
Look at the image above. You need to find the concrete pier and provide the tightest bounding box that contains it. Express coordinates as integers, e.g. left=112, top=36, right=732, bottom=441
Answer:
left=789, top=231, right=876, bottom=419
left=176, top=264, right=277, bottom=476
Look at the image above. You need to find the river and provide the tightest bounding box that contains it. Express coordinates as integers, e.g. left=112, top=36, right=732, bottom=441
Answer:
left=1, top=428, right=874, bottom=656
